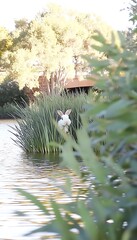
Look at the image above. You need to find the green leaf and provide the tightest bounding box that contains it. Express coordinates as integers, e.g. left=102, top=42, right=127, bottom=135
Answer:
left=78, top=201, right=97, bottom=239
left=128, top=210, right=137, bottom=230
left=92, top=32, right=107, bottom=44
left=89, top=59, right=109, bottom=69
left=106, top=99, right=134, bottom=118
left=51, top=200, right=78, bottom=240
left=16, top=188, right=49, bottom=215
left=76, top=128, right=108, bottom=183
left=24, top=222, right=59, bottom=236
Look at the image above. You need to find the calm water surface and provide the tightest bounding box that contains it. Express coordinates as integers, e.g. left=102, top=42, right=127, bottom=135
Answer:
left=0, top=120, right=82, bottom=240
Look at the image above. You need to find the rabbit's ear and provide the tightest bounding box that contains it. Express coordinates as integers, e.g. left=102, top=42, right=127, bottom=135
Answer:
left=65, top=109, right=71, bottom=115
left=57, top=110, right=64, bottom=116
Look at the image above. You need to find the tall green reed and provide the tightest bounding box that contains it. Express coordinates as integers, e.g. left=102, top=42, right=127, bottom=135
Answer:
left=11, top=93, right=87, bottom=153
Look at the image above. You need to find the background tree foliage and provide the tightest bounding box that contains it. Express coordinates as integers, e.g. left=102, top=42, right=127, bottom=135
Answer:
left=0, top=26, right=13, bottom=83
left=0, top=4, right=112, bottom=90
left=0, top=79, right=28, bottom=107
left=125, top=0, right=137, bottom=51
left=0, top=26, right=12, bottom=58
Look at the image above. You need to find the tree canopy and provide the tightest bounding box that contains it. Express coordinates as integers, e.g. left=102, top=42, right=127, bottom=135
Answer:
left=0, top=4, right=113, bottom=90
left=0, top=26, right=12, bottom=58
left=124, top=0, right=137, bottom=52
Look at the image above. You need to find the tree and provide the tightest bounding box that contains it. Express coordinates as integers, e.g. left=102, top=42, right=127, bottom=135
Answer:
left=124, top=0, right=137, bottom=52
left=0, top=4, right=113, bottom=92
left=0, top=79, right=28, bottom=106
left=0, top=27, right=13, bottom=83
left=0, top=26, right=12, bottom=58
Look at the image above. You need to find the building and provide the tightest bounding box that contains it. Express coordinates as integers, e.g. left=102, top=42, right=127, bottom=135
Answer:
left=38, top=75, right=97, bottom=94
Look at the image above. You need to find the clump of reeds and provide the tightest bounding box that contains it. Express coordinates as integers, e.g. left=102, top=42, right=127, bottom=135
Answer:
left=11, top=93, right=87, bottom=153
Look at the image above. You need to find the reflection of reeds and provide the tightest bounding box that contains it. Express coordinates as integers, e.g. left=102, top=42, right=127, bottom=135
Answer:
left=11, top=93, right=87, bottom=153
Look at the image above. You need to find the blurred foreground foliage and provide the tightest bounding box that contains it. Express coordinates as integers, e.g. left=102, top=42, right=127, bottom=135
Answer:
left=17, top=30, right=137, bottom=240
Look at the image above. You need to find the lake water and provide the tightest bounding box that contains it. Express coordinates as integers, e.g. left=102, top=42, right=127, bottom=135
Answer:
left=0, top=120, right=83, bottom=240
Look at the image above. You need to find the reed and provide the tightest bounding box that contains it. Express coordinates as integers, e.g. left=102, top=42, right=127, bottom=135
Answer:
left=11, top=93, right=87, bottom=153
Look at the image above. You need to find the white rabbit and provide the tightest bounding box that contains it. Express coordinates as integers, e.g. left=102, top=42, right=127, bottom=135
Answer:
left=57, top=109, right=72, bottom=133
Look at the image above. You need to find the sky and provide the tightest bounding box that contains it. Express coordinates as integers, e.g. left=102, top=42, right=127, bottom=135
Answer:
left=0, top=0, right=131, bottom=31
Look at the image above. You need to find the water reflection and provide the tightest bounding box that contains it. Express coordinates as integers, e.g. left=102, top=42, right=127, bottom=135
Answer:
left=0, top=120, right=84, bottom=240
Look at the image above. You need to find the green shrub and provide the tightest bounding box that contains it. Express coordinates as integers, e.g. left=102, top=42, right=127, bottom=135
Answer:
left=0, top=79, right=28, bottom=107
left=11, top=93, right=87, bottom=153
left=0, top=103, right=20, bottom=119
left=17, top=31, right=137, bottom=240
